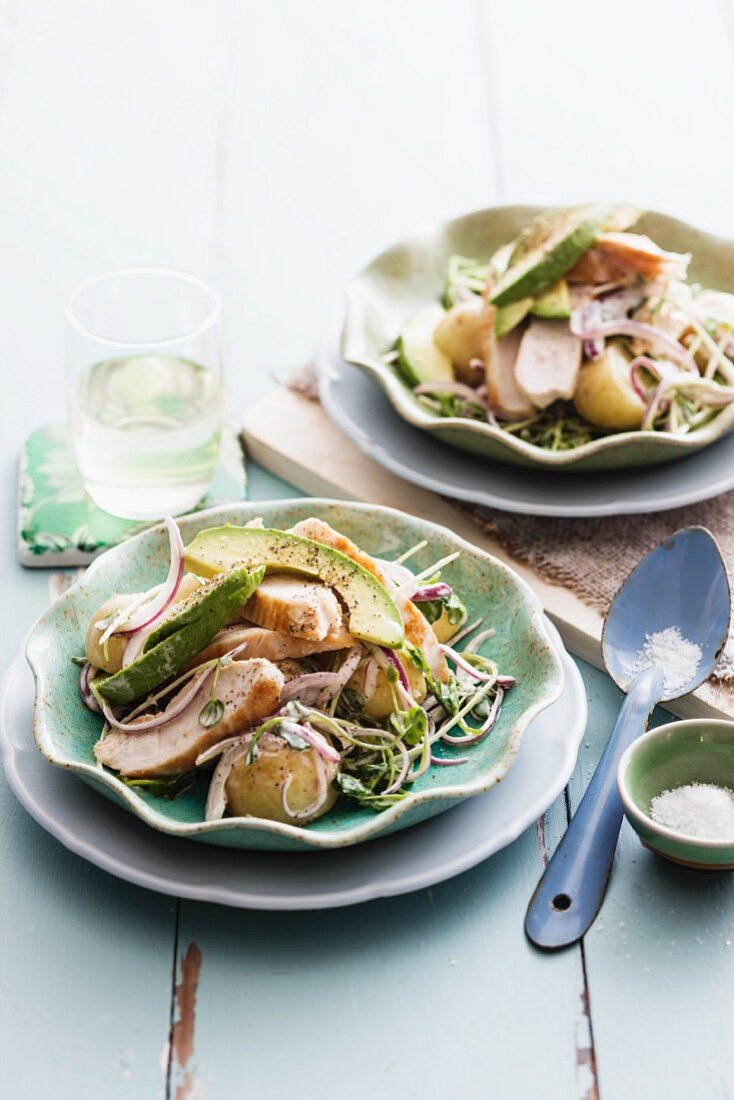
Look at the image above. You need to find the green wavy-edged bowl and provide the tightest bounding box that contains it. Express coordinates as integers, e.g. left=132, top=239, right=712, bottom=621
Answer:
left=342, top=205, right=734, bottom=472
left=25, top=500, right=564, bottom=851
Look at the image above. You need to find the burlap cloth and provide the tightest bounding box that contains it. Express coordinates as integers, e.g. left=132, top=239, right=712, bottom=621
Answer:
left=279, top=364, right=734, bottom=681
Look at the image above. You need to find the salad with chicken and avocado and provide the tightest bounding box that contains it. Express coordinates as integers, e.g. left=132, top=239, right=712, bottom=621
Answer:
left=79, top=516, right=513, bottom=826
left=390, top=203, right=734, bottom=450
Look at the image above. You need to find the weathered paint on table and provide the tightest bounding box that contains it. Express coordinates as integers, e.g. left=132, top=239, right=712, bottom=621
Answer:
left=1, top=2, right=734, bottom=1097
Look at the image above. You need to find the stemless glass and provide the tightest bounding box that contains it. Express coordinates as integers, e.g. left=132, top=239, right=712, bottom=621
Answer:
left=66, top=268, right=223, bottom=520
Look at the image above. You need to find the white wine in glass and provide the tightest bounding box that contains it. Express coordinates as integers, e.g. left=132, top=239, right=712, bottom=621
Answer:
left=66, top=268, right=223, bottom=521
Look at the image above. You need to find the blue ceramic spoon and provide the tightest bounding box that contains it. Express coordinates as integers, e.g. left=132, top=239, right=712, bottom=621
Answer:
left=525, top=527, right=730, bottom=950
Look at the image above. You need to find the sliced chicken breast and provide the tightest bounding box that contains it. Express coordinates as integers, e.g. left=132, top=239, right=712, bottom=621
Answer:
left=190, top=623, right=354, bottom=667
left=484, top=323, right=534, bottom=419
left=241, top=575, right=348, bottom=641
left=288, top=518, right=449, bottom=682
left=94, top=658, right=284, bottom=778
left=568, top=232, right=690, bottom=285
left=514, top=318, right=582, bottom=409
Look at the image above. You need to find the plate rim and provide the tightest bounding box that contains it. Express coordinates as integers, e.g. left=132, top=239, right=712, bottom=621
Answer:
left=24, top=498, right=565, bottom=850
left=318, top=323, right=734, bottom=517
left=340, top=202, right=734, bottom=469
left=0, top=623, right=586, bottom=909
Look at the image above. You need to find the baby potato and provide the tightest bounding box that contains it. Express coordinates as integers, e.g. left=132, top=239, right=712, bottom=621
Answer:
left=85, top=574, right=203, bottom=674
left=434, top=297, right=490, bottom=383
left=85, top=594, right=138, bottom=673
left=429, top=605, right=467, bottom=644
left=573, top=342, right=645, bottom=430
left=348, top=655, right=426, bottom=719
left=224, top=741, right=339, bottom=824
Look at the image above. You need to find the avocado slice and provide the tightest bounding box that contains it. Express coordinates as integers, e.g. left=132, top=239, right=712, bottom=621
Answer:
left=489, top=203, right=610, bottom=307
left=495, top=297, right=533, bottom=337
left=183, top=527, right=405, bottom=648
left=530, top=279, right=571, bottom=319
left=396, top=304, right=454, bottom=387
left=488, top=242, right=512, bottom=278
left=98, top=566, right=264, bottom=705
left=443, top=255, right=489, bottom=307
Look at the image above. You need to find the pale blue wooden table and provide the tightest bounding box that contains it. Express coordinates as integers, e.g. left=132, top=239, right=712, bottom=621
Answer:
left=2, top=3, right=734, bottom=1097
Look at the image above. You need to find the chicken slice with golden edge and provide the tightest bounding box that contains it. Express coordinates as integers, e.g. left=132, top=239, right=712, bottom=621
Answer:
left=483, top=322, right=534, bottom=419
left=568, top=233, right=690, bottom=286
left=190, top=622, right=355, bottom=667
left=241, top=575, right=348, bottom=641
left=94, top=658, right=284, bottom=778
left=514, top=318, right=582, bottom=409
left=208, top=733, right=339, bottom=824
left=85, top=574, right=203, bottom=675
left=288, top=517, right=449, bottom=683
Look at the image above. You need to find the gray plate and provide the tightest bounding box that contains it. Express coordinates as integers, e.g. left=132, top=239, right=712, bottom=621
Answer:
left=317, top=324, right=734, bottom=517
left=0, top=623, right=585, bottom=911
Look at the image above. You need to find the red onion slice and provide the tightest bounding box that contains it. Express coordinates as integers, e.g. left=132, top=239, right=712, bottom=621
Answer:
left=570, top=317, right=696, bottom=372
left=430, top=753, right=470, bottom=766
left=99, top=665, right=214, bottom=733
left=375, top=558, right=415, bottom=587
left=445, top=617, right=483, bottom=646
left=122, top=625, right=155, bottom=668
left=376, top=647, right=411, bottom=692
left=496, top=675, right=517, bottom=688
left=281, top=752, right=329, bottom=820
left=462, top=627, right=496, bottom=654
left=572, top=300, right=604, bottom=360
left=204, top=739, right=254, bottom=821
left=411, top=583, right=453, bottom=603
left=441, top=688, right=505, bottom=745
left=439, top=644, right=496, bottom=682
left=277, top=719, right=341, bottom=765
left=80, top=663, right=101, bottom=714
left=279, top=672, right=342, bottom=705
left=381, top=740, right=411, bottom=795
left=107, top=517, right=185, bottom=640
left=279, top=647, right=363, bottom=707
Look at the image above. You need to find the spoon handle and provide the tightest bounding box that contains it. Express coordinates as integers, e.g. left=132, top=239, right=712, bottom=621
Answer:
left=525, top=667, right=663, bottom=950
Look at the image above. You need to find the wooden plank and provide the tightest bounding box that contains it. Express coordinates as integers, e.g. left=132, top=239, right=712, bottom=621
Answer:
left=0, top=2, right=229, bottom=1095
left=173, top=792, right=589, bottom=1100
left=242, top=385, right=734, bottom=723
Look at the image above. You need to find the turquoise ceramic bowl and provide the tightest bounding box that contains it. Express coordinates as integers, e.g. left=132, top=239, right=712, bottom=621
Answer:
left=342, top=205, right=734, bottom=472
left=618, top=720, right=734, bottom=870
left=26, top=500, right=564, bottom=852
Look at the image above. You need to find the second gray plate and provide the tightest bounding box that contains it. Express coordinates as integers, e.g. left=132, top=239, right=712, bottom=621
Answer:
left=317, top=324, right=734, bottom=517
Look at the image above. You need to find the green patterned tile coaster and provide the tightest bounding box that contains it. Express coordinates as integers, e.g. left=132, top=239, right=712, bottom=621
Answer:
left=18, top=423, right=247, bottom=567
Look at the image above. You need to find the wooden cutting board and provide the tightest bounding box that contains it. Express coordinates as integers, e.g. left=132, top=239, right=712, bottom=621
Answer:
left=243, top=386, right=734, bottom=722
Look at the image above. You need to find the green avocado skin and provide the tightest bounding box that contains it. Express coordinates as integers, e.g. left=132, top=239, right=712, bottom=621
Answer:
left=490, top=204, right=608, bottom=307
left=97, top=565, right=265, bottom=706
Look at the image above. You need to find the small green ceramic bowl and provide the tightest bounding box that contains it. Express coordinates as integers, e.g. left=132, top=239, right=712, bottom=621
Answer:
left=617, top=720, right=734, bottom=870
left=342, top=205, right=734, bottom=472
